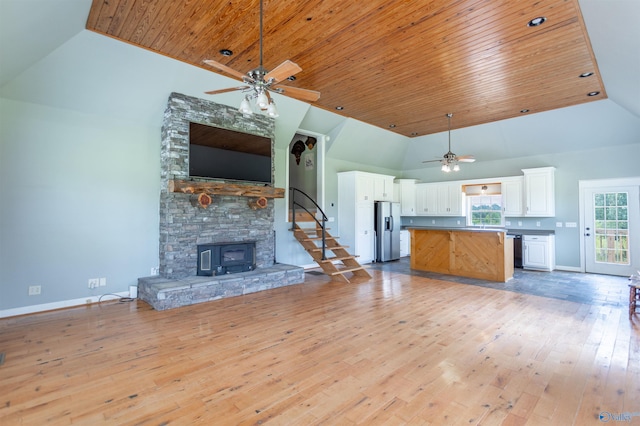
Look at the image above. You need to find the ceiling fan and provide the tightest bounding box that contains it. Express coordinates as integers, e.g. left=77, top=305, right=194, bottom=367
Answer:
left=423, top=113, right=476, bottom=172
left=203, top=0, right=320, bottom=117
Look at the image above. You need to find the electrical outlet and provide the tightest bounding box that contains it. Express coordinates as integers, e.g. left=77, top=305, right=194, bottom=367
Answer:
left=28, top=285, right=41, bottom=296
left=518, top=221, right=523, bottom=226
left=556, top=222, right=563, bottom=227
left=99, top=278, right=106, bottom=287
left=505, top=221, right=511, bottom=226
left=536, top=221, right=541, bottom=227
left=151, top=267, right=159, bottom=275
left=88, top=278, right=99, bottom=289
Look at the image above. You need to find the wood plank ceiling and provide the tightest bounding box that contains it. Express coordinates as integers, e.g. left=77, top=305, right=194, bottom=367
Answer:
left=86, top=0, right=606, bottom=137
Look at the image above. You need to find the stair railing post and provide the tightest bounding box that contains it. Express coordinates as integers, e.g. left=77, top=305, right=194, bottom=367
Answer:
left=321, top=216, right=327, bottom=260
left=290, top=188, right=296, bottom=229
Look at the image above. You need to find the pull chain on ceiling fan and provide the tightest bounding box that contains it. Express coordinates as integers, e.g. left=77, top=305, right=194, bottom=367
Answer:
left=203, top=0, right=320, bottom=117
left=423, top=113, right=476, bottom=172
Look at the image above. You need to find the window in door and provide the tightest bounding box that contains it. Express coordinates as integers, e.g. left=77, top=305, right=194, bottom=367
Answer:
left=593, top=192, right=629, bottom=265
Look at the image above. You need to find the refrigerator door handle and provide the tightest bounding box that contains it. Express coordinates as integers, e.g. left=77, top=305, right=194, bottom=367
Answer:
left=389, top=216, right=394, bottom=232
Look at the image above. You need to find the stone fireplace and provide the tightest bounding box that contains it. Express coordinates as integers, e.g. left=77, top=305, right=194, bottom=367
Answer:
left=138, top=92, right=304, bottom=310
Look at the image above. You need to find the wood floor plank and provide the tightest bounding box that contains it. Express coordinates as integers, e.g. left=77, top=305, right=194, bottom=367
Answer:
left=1, top=265, right=638, bottom=424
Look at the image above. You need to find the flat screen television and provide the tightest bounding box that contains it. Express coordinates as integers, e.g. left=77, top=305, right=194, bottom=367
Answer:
left=188, top=122, right=273, bottom=184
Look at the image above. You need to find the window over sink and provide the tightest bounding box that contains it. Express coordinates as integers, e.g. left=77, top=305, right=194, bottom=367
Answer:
left=463, top=183, right=504, bottom=227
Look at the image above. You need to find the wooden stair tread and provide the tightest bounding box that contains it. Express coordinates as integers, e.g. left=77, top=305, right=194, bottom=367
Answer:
left=328, top=266, right=369, bottom=276
left=309, top=245, right=350, bottom=252
left=300, top=236, right=338, bottom=242
left=318, top=256, right=358, bottom=263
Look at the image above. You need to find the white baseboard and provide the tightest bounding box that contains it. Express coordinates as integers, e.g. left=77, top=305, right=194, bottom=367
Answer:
left=553, top=265, right=583, bottom=273
left=0, top=291, right=130, bottom=319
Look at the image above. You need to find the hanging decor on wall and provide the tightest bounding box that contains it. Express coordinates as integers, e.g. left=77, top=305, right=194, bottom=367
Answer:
left=291, top=140, right=306, bottom=165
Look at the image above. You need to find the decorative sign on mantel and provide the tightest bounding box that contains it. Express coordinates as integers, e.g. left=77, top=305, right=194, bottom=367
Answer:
left=168, top=180, right=285, bottom=199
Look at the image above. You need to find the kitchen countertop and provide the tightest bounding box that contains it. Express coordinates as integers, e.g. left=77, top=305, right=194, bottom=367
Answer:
left=506, top=229, right=555, bottom=235
left=404, top=226, right=508, bottom=233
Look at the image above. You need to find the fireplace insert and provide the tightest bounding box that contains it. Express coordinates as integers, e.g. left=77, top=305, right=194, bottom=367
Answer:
left=197, top=241, right=256, bottom=276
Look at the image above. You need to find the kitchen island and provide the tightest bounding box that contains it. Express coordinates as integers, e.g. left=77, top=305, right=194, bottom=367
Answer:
left=409, top=227, right=514, bottom=282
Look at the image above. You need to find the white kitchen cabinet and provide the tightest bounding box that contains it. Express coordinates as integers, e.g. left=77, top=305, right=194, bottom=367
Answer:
left=355, top=172, right=374, bottom=202
left=415, top=182, right=464, bottom=216
left=396, top=179, right=418, bottom=216
left=354, top=202, right=375, bottom=263
left=372, top=174, right=395, bottom=201
left=338, top=171, right=392, bottom=264
left=522, top=167, right=555, bottom=217
left=437, top=182, right=465, bottom=216
left=416, top=183, right=438, bottom=215
left=523, top=234, right=555, bottom=271
left=400, top=229, right=410, bottom=257
left=501, top=176, right=524, bottom=216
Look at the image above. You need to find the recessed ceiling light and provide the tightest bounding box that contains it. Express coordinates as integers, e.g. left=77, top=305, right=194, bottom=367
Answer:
left=287, top=75, right=297, bottom=81
left=389, top=124, right=396, bottom=128
left=527, top=16, right=547, bottom=27
left=579, top=72, right=594, bottom=78
left=219, top=49, right=233, bottom=56
left=411, top=132, right=418, bottom=136
left=335, top=106, right=344, bottom=110
left=520, top=109, right=530, bottom=113
left=587, top=91, right=600, bottom=96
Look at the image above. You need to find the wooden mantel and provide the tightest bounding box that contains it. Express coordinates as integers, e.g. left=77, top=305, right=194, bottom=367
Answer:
left=168, top=180, right=285, bottom=198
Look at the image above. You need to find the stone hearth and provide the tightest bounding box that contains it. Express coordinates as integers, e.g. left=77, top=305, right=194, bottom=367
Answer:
left=138, top=93, right=304, bottom=310
left=139, top=264, right=303, bottom=311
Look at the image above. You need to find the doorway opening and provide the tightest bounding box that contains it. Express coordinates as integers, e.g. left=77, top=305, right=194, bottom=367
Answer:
left=287, top=131, right=325, bottom=222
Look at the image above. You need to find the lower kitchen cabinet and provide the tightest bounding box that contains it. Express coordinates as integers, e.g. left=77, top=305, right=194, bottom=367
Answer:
left=400, top=230, right=410, bottom=257
left=523, top=234, right=555, bottom=271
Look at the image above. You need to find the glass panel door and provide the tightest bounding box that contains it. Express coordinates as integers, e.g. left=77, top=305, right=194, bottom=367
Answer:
left=584, top=186, right=639, bottom=276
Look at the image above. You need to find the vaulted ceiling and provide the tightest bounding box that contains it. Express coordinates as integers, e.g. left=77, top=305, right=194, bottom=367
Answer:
left=85, top=0, right=607, bottom=137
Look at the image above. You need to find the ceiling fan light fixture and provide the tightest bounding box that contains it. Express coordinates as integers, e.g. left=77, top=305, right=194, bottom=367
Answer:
left=239, top=97, right=253, bottom=115
left=256, top=91, right=269, bottom=109
left=442, top=163, right=450, bottom=172
left=266, top=101, right=279, bottom=118
left=453, top=163, right=460, bottom=172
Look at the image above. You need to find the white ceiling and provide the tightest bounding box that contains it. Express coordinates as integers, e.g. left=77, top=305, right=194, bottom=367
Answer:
left=1, top=0, right=639, bottom=170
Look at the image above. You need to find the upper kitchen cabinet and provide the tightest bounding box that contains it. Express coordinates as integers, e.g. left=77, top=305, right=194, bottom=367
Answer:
left=501, top=176, right=524, bottom=216
left=522, top=167, right=556, bottom=217
left=339, top=171, right=395, bottom=203
left=416, top=182, right=465, bottom=216
left=416, top=183, right=438, bottom=215
left=437, top=182, right=465, bottom=216
left=395, top=179, right=418, bottom=216
left=372, top=174, right=395, bottom=201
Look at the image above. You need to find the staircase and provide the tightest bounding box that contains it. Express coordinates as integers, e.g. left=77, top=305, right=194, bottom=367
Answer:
left=290, top=188, right=371, bottom=283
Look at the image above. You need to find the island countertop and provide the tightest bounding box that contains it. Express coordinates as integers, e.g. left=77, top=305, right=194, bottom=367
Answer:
left=409, top=228, right=514, bottom=282
left=404, top=226, right=508, bottom=233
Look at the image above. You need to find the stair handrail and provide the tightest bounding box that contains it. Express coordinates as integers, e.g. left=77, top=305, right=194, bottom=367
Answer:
left=290, top=187, right=329, bottom=260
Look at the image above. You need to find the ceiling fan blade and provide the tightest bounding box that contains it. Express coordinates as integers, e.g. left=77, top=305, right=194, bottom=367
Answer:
left=203, top=59, right=249, bottom=81
left=264, top=60, right=302, bottom=84
left=204, top=86, right=249, bottom=95
left=272, top=85, right=320, bottom=102
left=422, top=159, right=444, bottom=163
left=457, top=155, right=476, bottom=163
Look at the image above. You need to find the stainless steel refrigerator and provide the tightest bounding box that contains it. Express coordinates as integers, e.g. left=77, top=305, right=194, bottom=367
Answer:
left=375, top=201, right=401, bottom=262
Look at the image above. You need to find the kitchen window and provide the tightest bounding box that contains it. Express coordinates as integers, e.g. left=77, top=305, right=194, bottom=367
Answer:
left=467, top=195, right=504, bottom=226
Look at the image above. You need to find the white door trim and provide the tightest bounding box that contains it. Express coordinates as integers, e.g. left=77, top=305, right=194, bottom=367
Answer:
left=578, top=176, right=640, bottom=274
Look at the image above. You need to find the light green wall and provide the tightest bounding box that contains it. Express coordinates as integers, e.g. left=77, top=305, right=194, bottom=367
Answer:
left=0, top=98, right=160, bottom=311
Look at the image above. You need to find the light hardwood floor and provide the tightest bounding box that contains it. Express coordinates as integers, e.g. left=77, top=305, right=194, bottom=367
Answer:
left=1, top=267, right=639, bottom=425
